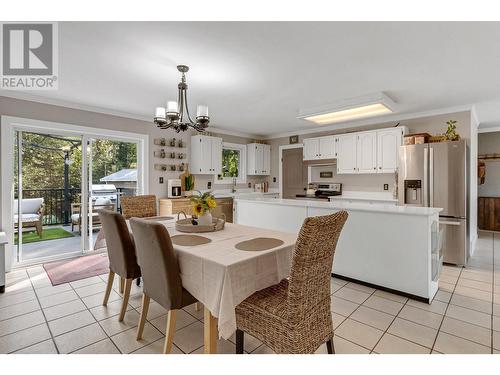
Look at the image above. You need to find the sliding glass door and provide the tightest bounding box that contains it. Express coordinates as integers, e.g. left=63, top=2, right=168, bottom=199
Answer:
left=82, top=135, right=140, bottom=253
left=11, top=124, right=143, bottom=265
left=14, top=130, right=84, bottom=263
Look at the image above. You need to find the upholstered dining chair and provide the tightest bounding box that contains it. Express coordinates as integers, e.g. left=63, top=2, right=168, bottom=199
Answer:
left=235, top=211, right=348, bottom=354
left=130, top=217, right=197, bottom=354
left=121, top=195, right=157, bottom=219
left=98, top=210, right=142, bottom=322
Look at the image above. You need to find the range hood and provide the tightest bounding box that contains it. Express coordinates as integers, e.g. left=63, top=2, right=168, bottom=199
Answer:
left=303, top=158, right=337, bottom=166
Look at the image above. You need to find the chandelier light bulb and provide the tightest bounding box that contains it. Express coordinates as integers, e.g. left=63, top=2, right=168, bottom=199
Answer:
left=166, top=101, right=179, bottom=114
left=155, top=107, right=166, bottom=119
left=197, top=105, right=209, bottom=118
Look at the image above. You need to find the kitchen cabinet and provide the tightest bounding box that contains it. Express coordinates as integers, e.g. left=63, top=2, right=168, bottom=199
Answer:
left=478, top=197, right=500, bottom=231
left=160, top=197, right=234, bottom=223
left=377, top=128, right=404, bottom=173
left=190, top=135, right=222, bottom=175
left=159, top=198, right=192, bottom=216
left=356, top=131, right=377, bottom=173
left=335, top=126, right=406, bottom=175
left=211, top=197, right=234, bottom=223
left=247, top=143, right=271, bottom=175
left=336, top=134, right=358, bottom=174
left=302, top=136, right=336, bottom=160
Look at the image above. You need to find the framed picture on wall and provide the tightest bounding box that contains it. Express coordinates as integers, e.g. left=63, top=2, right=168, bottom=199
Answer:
left=289, top=135, right=299, bottom=144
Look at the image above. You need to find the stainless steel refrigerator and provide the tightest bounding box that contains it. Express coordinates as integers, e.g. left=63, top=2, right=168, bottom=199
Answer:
left=398, top=140, right=468, bottom=265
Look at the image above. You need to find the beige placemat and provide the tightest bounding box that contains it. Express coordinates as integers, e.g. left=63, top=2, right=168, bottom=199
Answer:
left=171, top=234, right=212, bottom=246
left=235, top=237, right=285, bottom=251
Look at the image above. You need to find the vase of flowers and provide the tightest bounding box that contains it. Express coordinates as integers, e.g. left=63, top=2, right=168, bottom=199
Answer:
left=190, top=191, right=217, bottom=225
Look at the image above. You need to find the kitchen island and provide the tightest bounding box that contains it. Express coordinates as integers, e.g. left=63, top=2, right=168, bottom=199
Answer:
left=234, top=197, right=443, bottom=302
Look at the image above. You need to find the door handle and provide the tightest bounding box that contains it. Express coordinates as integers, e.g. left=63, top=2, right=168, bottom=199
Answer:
left=440, top=220, right=461, bottom=226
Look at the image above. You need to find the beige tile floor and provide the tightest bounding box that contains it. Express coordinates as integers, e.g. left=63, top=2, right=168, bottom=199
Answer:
left=1, top=231, right=499, bottom=354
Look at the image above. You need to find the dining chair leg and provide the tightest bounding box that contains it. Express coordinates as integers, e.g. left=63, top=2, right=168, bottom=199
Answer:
left=119, top=277, right=125, bottom=294
left=195, top=302, right=202, bottom=311
left=119, top=278, right=133, bottom=322
left=102, top=270, right=115, bottom=306
left=203, top=307, right=218, bottom=354
left=235, top=329, right=244, bottom=354
left=326, top=338, right=335, bottom=354
left=163, top=309, right=177, bottom=354
left=136, top=293, right=150, bottom=340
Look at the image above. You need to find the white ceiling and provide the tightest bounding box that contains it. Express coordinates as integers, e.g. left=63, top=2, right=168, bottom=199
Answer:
left=3, top=21, right=500, bottom=137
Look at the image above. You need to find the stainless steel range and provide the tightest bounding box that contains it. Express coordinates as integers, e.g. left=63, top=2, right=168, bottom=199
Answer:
left=296, top=183, right=342, bottom=200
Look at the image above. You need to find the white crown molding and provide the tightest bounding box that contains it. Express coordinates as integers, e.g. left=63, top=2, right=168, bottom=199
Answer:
left=267, top=104, right=475, bottom=139
left=0, top=91, right=262, bottom=140
left=478, top=125, right=500, bottom=133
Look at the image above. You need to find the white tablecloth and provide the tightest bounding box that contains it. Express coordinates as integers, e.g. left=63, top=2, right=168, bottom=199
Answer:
left=98, top=217, right=297, bottom=339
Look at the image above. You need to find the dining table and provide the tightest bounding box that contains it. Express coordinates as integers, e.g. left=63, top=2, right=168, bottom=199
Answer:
left=95, top=215, right=298, bottom=354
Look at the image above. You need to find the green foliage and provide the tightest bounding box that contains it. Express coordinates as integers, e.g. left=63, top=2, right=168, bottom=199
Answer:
left=185, top=174, right=194, bottom=191
left=221, top=148, right=239, bottom=178
left=445, top=120, right=460, bottom=141
left=14, top=133, right=137, bottom=190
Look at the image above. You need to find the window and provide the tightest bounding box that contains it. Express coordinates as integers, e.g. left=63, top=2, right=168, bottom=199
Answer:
left=216, top=142, right=246, bottom=184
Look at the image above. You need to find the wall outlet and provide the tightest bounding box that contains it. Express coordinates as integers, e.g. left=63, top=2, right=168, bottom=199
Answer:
left=207, top=181, right=212, bottom=189
left=248, top=182, right=251, bottom=188
left=273, top=177, right=277, bottom=183
left=159, top=177, right=164, bottom=184
left=383, top=184, right=389, bottom=191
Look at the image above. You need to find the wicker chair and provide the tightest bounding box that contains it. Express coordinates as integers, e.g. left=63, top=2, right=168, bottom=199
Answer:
left=121, top=195, right=157, bottom=219
left=235, top=211, right=348, bottom=354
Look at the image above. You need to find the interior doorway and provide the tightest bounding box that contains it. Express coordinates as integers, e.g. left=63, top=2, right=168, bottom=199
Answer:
left=478, top=130, right=500, bottom=232
left=280, top=146, right=308, bottom=199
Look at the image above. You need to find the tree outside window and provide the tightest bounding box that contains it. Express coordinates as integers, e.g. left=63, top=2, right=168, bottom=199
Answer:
left=222, top=148, right=240, bottom=178
left=216, top=142, right=247, bottom=184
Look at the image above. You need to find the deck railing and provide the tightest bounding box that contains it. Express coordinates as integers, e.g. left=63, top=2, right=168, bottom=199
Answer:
left=15, top=187, right=129, bottom=225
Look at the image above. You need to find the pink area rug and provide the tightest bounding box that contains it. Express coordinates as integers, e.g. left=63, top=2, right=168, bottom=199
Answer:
left=43, top=254, right=109, bottom=286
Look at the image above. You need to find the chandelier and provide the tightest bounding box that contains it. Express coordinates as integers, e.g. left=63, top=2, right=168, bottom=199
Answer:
left=154, top=65, right=210, bottom=132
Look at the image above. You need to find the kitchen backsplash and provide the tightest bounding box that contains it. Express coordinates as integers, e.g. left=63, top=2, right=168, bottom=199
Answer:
left=309, top=164, right=395, bottom=192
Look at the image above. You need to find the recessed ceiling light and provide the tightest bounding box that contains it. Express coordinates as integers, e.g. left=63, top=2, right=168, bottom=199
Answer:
left=298, top=93, right=396, bottom=125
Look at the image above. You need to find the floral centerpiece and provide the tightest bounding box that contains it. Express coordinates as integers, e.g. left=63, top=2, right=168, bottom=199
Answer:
left=190, top=191, right=217, bottom=225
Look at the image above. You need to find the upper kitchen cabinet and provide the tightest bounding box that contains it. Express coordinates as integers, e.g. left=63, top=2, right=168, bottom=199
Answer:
left=247, top=143, right=271, bottom=175
left=335, top=126, right=407, bottom=175
left=336, top=133, right=358, bottom=174
left=377, top=127, right=405, bottom=173
left=303, top=136, right=336, bottom=160
left=356, top=131, right=377, bottom=173
left=190, top=135, right=223, bottom=174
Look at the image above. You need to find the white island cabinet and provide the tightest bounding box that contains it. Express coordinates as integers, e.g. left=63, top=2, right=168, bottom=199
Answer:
left=234, top=197, right=442, bottom=302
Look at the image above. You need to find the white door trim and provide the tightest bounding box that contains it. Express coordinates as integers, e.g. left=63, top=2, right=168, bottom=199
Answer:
left=0, top=116, right=149, bottom=271
left=278, top=143, right=304, bottom=197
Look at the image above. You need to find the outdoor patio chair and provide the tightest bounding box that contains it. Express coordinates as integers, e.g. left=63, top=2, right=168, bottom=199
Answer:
left=14, top=198, right=45, bottom=237
left=71, top=198, right=115, bottom=234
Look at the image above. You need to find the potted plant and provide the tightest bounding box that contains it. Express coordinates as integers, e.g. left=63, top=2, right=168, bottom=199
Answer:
left=445, top=120, right=460, bottom=141
left=190, top=191, right=217, bottom=225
